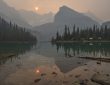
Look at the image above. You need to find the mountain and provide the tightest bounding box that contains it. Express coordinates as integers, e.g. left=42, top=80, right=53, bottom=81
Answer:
left=85, top=11, right=103, bottom=24
left=0, top=0, right=30, bottom=28
left=55, top=6, right=99, bottom=27
left=34, top=6, right=100, bottom=41
left=19, top=10, right=54, bottom=26
left=102, top=21, right=110, bottom=28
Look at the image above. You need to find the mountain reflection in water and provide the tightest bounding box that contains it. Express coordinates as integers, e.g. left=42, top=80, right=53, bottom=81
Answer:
left=0, top=42, right=110, bottom=85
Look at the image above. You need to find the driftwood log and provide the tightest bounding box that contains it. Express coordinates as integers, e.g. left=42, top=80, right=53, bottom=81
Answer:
left=79, top=56, right=110, bottom=62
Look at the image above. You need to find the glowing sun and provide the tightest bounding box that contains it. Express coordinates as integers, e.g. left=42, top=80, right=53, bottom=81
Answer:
left=35, top=7, right=39, bottom=11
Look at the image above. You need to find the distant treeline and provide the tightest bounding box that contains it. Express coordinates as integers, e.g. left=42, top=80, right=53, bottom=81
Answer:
left=52, top=25, right=110, bottom=42
left=0, top=16, right=37, bottom=42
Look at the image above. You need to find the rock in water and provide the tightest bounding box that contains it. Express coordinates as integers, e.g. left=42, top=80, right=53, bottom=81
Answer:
left=34, top=78, right=41, bottom=83
left=91, top=74, right=110, bottom=85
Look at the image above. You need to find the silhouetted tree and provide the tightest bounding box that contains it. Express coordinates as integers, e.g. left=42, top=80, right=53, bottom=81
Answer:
left=52, top=24, right=110, bottom=42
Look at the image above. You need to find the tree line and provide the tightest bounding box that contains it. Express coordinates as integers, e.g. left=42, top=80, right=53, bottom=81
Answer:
left=52, top=25, right=110, bottom=42
left=0, top=16, right=37, bottom=42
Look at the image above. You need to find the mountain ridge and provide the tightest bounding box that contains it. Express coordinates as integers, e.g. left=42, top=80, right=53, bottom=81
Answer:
left=19, top=10, right=54, bottom=27
left=55, top=6, right=99, bottom=27
left=0, top=0, right=31, bottom=28
left=34, top=6, right=100, bottom=41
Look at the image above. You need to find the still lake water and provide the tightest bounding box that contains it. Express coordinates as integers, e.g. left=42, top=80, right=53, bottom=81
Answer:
left=0, top=42, right=110, bottom=85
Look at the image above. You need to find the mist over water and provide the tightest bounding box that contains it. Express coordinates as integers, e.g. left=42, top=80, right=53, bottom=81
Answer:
left=0, top=42, right=110, bottom=85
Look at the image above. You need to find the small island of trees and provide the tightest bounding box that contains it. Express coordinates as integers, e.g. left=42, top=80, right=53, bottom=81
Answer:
left=0, top=16, right=37, bottom=43
left=52, top=25, right=110, bottom=42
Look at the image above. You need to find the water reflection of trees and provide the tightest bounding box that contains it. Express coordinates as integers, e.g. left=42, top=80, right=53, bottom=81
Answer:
left=0, top=43, right=36, bottom=65
left=52, top=42, right=110, bottom=57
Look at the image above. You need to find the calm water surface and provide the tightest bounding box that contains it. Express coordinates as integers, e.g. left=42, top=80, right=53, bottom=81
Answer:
left=0, top=42, right=110, bottom=85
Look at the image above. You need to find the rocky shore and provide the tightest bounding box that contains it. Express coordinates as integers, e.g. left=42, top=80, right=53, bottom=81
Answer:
left=4, top=56, right=110, bottom=85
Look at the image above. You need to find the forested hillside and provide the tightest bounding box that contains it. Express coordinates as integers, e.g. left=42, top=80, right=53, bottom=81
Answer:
left=0, top=16, right=37, bottom=42
left=52, top=25, right=110, bottom=42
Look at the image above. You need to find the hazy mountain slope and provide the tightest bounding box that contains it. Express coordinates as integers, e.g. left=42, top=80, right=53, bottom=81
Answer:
left=102, top=21, right=110, bottom=28
left=0, top=0, right=30, bottom=28
left=19, top=10, right=54, bottom=26
left=55, top=6, right=99, bottom=27
left=34, top=6, right=100, bottom=41
left=85, top=11, right=103, bottom=24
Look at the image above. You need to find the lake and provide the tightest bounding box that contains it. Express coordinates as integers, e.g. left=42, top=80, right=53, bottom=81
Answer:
left=0, top=42, right=110, bottom=85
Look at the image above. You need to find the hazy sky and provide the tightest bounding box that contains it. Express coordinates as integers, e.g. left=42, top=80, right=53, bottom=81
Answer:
left=4, top=0, right=110, bottom=21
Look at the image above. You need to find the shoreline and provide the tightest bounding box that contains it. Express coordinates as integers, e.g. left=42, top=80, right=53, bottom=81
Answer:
left=0, top=41, right=37, bottom=44
left=52, top=41, right=110, bottom=43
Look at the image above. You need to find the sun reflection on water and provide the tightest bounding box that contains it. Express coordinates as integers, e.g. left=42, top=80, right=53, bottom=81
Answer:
left=36, top=69, right=40, bottom=74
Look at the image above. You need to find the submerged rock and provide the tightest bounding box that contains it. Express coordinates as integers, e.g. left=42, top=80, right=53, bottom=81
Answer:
left=96, top=62, right=101, bottom=65
left=79, top=80, right=87, bottom=85
left=41, top=73, right=46, bottom=76
left=63, top=80, right=68, bottom=84
left=91, top=74, right=110, bottom=85
left=84, top=69, right=88, bottom=71
left=75, top=74, right=81, bottom=78
left=34, top=78, right=41, bottom=83
left=52, top=72, right=57, bottom=75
